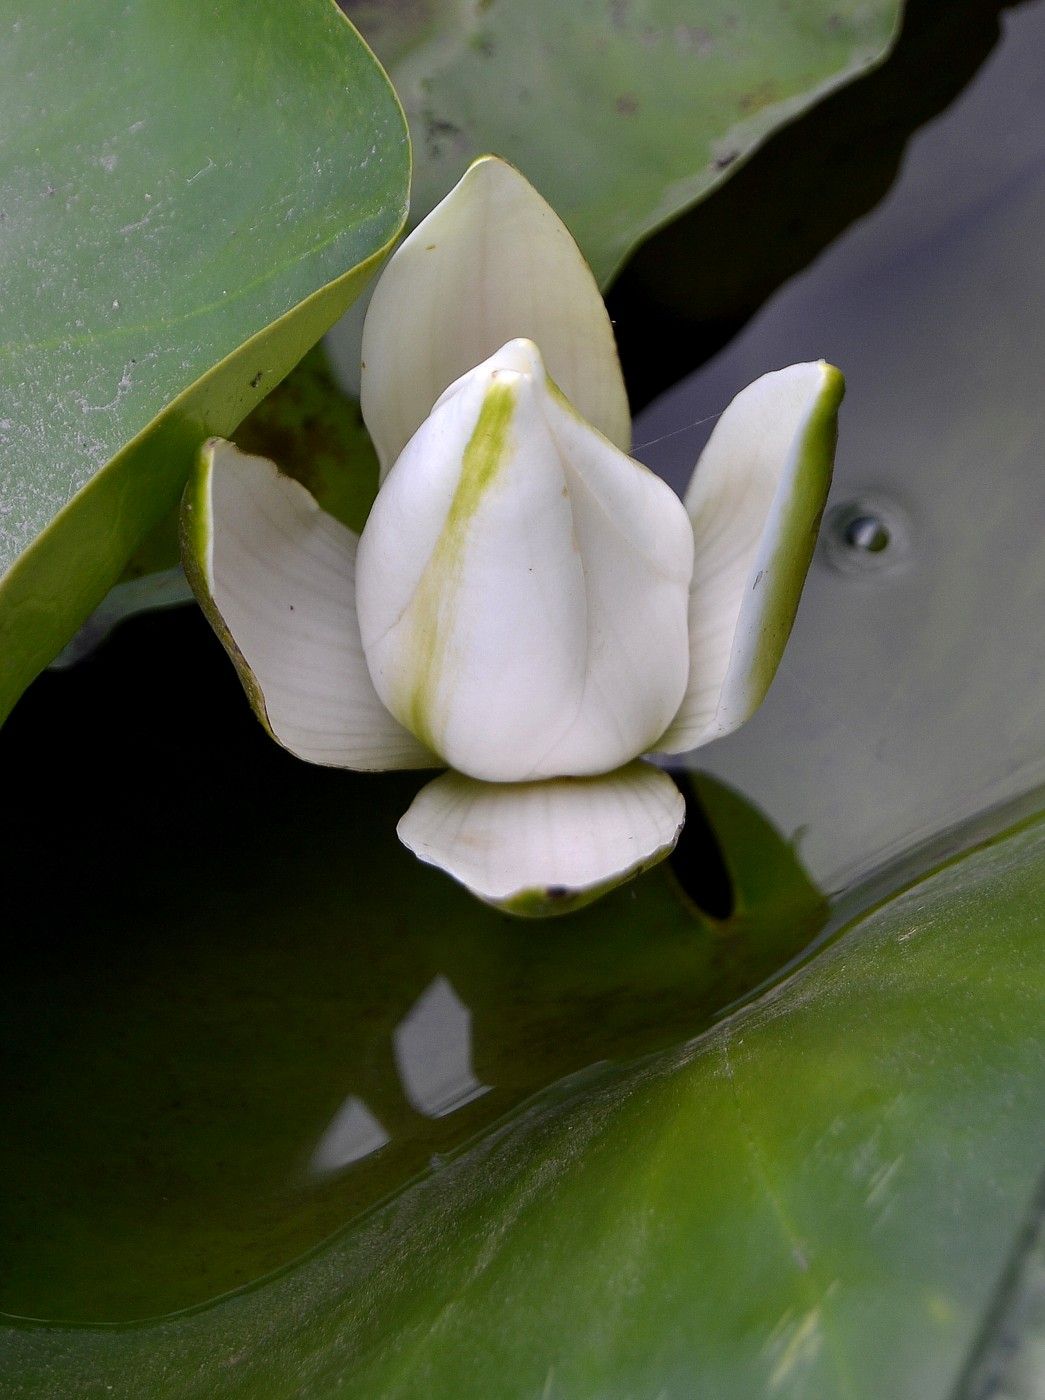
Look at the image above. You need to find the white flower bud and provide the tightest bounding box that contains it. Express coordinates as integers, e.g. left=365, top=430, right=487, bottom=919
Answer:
left=355, top=340, right=694, bottom=783
left=181, top=152, right=843, bottom=914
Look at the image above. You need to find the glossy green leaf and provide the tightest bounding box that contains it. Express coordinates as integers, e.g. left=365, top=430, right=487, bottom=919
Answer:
left=4, top=741, right=1041, bottom=1394
left=343, top=0, right=903, bottom=285
left=0, top=0, right=409, bottom=723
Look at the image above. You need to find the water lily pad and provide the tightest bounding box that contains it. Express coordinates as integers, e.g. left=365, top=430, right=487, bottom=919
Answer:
left=0, top=0, right=408, bottom=723
left=44, top=0, right=905, bottom=654
left=342, top=0, right=904, bottom=284
left=4, top=764, right=1040, bottom=1394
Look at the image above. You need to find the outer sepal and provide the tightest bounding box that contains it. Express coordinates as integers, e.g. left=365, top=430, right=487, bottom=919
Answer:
left=658, top=362, right=844, bottom=754
left=397, top=763, right=686, bottom=916
left=181, top=439, right=436, bottom=771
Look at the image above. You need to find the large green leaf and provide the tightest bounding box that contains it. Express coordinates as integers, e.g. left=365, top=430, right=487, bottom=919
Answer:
left=0, top=0, right=409, bottom=724
left=342, top=0, right=904, bottom=285
left=4, top=776, right=1041, bottom=1393
left=48, top=345, right=379, bottom=668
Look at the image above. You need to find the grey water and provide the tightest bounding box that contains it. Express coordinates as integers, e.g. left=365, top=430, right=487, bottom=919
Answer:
left=633, top=0, right=1045, bottom=892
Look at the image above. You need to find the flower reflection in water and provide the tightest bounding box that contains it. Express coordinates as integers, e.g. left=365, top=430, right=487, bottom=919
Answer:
left=310, top=976, right=490, bottom=1178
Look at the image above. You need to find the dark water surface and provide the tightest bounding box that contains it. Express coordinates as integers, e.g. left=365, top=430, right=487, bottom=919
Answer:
left=2, top=0, right=1043, bottom=1331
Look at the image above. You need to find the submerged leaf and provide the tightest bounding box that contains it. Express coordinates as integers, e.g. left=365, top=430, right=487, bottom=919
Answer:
left=344, top=0, right=904, bottom=284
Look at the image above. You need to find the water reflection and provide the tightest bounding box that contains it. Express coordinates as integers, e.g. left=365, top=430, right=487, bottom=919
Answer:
left=309, top=1096, right=390, bottom=1176
left=393, top=976, right=491, bottom=1120
left=309, top=976, right=490, bottom=1179
left=0, top=717, right=822, bottom=1323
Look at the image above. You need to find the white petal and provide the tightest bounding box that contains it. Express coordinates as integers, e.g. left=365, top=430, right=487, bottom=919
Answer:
left=182, top=439, right=436, bottom=770
left=361, top=155, right=630, bottom=479
left=398, top=763, right=685, bottom=915
left=356, top=341, right=693, bottom=783
left=658, top=362, right=844, bottom=754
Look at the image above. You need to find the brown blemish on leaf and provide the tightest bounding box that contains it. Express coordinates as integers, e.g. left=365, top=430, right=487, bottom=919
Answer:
left=739, top=81, right=781, bottom=116
left=422, top=111, right=468, bottom=161
left=609, top=0, right=630, bottom=30
left=675, top=24, right=714, bottom=54
left=616, top=93, right=639, bottom=116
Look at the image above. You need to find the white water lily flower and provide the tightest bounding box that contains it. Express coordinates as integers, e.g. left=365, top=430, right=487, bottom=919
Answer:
left=182, top=156, right=843, bottom=916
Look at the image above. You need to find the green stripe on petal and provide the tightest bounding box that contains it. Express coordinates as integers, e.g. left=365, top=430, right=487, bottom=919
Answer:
left=404, top=378, right=518, bottom=752
left=181, top=439, right=437, bottom=772
left=397, top=763, right=685, bottom=916
left=361, top=155, right=631, bottom=479
left=658, top=362, right=844, bottom=754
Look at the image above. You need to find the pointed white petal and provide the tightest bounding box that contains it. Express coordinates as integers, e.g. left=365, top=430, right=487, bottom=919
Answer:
left=182, top=439, right=436, bottom=770
left=658, top=362, right=844, bottom=754
left=356, top=341, right=693, bottom=783
left=398, top=763, right=685, bottom=916
left=361, top=155, right=630, bottom=478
